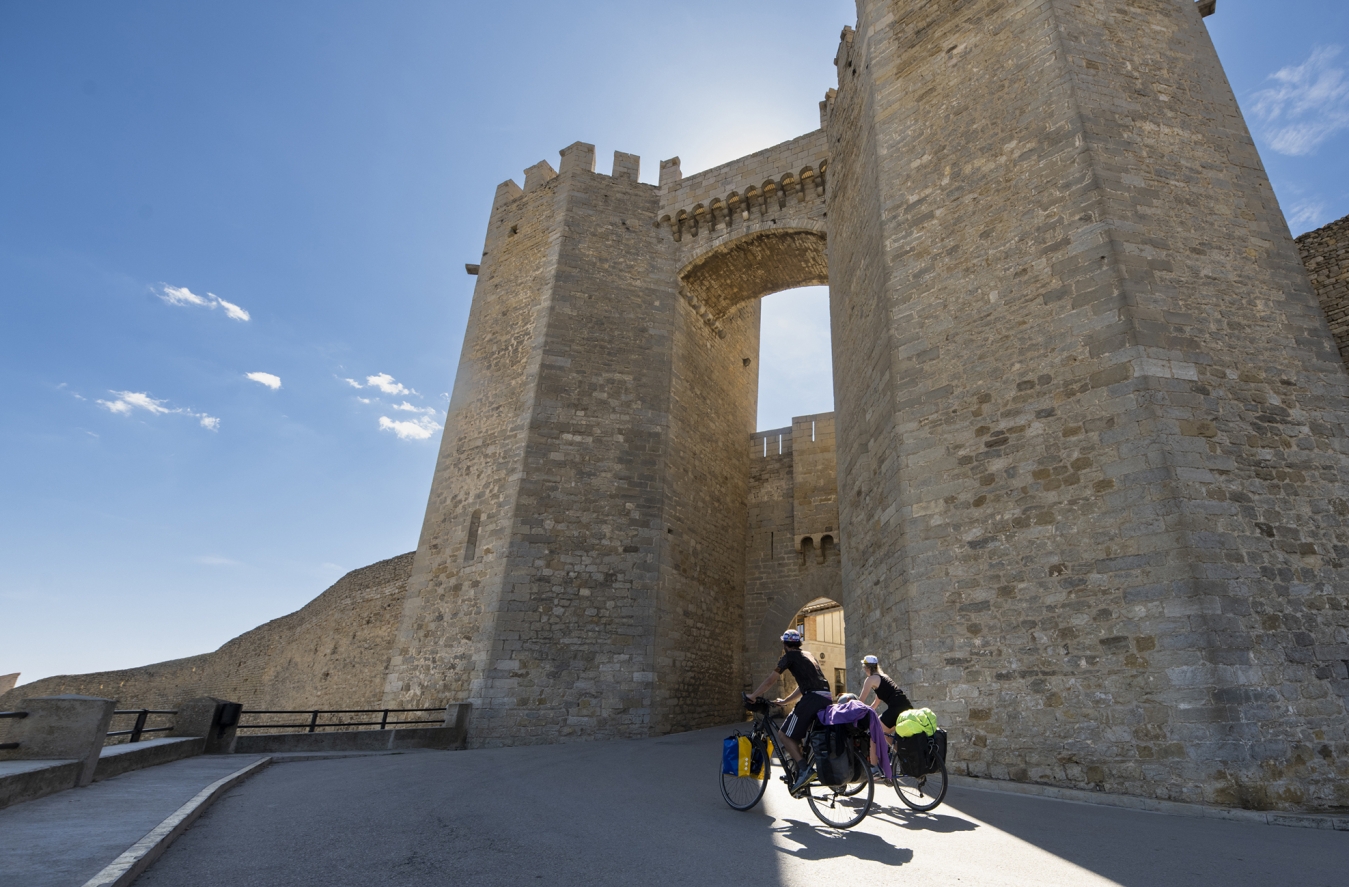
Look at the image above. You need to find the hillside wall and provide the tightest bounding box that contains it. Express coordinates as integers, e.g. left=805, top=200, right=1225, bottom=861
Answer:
left=0, top=553, right=414, bottom=712
left=1297, top=214, right=1349, bottom=367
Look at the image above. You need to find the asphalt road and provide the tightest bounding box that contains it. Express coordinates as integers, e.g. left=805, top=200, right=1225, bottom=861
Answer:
left=135, top=725, right=1349, bottom=887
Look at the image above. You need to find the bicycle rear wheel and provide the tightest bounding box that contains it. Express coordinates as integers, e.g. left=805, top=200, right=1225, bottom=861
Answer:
left=719, top=737, right=771, bottom=811
left=807, top=749, right=873, bottom=829
left=891, top=752, right=948, bottom=811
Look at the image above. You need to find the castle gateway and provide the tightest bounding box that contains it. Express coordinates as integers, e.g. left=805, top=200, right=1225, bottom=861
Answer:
left=380, top=0, right=1349, bottom=810
left=10, top=1, right=1349, bottom=815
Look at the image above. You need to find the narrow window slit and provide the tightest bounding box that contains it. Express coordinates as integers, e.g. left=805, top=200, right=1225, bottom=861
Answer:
left=463, top=509, right=482, bottom=563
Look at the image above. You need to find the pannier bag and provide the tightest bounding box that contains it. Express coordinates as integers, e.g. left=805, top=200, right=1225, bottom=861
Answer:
left=931, top=729, right=948, bottom=770
left=723, top=735, right=771, bottom=777
left=811, top=725, right=853, bottom=787
left=893, top=729, right=948, bottom=777
left=893, top=707, right=939, bottom=738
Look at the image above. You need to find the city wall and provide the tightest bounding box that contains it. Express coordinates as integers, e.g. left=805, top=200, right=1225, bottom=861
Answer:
left=0, top=553, right=413, bottom=712
left=1298, top=215, right=1349, bottom=366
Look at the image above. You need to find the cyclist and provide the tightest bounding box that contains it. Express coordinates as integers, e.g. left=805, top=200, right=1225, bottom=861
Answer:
left=746, top=628, right=832, bottom=792
left=858, top=654, right=913, bottom=771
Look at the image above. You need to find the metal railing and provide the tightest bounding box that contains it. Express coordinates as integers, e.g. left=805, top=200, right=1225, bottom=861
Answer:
left=236, top=708, right=446, bottom=734
left=108, top=709, right=178, bottom=744
left=0, top=710, right=26, bottom=750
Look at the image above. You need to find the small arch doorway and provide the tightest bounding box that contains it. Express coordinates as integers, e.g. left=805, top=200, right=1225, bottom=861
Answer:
left=778, top=597, right=849, bottom=699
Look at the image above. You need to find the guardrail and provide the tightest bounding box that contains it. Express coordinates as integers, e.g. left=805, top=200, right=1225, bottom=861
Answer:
left=0, top=710, right=27, bottom=749
left=108, top=709, right=178, bottom=744
left=237, top=708, right=447, bottom=734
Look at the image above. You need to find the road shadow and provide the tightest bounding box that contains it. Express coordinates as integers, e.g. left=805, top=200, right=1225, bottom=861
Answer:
left=866, top=803, right=979, bottom=833
left=770, top=818, right=913, bottom=866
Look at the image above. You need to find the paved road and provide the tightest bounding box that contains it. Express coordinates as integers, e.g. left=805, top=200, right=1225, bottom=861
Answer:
left=0, top=755, right=267, bottom=887
left=132, top=725, right=1347, bottom=887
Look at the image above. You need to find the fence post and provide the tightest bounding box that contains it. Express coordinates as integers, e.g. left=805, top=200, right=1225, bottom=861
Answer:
left=442, top=703, right=471, bottom=749
left=380, top=710, right=389, bottom=730
left=308, top=711, right=319, bottom=733
left=172, top=697, right=241, bottom=754
left=129, top=710, right=149, bottom=743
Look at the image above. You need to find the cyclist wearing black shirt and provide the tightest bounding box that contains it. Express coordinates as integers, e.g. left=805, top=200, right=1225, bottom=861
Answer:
left=860, top=654, right=913, bottom=731
left=746, top=629, right=832, bottom=791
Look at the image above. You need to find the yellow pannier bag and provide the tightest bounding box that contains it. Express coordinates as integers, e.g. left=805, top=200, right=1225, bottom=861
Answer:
left=893, top=707, right=938, bottom=737
left=736, top=736, right=772, bottom=776
left=737, top=735, right=755, bottom=776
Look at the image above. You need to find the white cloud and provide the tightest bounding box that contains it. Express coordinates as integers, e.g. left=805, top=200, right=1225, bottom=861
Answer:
left=342, top=377, right=363, bottom=388
left=98, top=391, right=172, bottom=416
left=379, top=415, right=438, bottom=441
left=392, top=401, right=436, bottom=415
left=156, top=284, right=251, bottom=321
left=1286, top=198, right=1329, bottom=233
left=365, top=373, right=414, bottom=396
left=197, top=555, right=241, bottom=566
left=356, top=397, right=372, bottom=404
left=160, top=285, right=211, bottom=308
left=1250, top=46, right=1349, bottom=156
left=245, top=372, right=282, bottom=390
left=96, top=390, right=220, bottom=431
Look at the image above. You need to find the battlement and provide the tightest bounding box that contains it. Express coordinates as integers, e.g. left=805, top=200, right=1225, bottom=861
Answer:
left=496, top=143, right=648, bottom=200
left=657, top=130, right=829, bottom=244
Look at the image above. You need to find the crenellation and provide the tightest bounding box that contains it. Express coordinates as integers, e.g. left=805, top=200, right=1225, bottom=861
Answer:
left=612, top=151, right=640, bottom=182
left=523, top=160, right=557, bottom=192
left=558, top=141, right=596, bottom=175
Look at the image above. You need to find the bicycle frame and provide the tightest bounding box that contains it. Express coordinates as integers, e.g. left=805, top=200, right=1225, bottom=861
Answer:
left=747, top=702, right=809, bottom=780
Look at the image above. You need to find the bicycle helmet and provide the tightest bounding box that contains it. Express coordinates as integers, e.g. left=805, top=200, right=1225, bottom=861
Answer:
left=861, top=654, right=879, bottom=665
left=781, top=628, right=803, bottom=645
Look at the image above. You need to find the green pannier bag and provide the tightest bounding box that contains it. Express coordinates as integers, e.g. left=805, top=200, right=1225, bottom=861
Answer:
left=893, top=707, right=938, bottom=738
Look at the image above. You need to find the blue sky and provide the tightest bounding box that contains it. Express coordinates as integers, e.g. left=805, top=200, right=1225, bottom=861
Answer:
left=3, top=0, right=1348, bottom=686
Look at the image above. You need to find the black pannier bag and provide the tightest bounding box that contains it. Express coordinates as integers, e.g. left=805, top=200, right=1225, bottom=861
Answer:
left=930, top=729, right=948, bottom=772
left=894, top=729, right=948, bottom=777
left=810, top=724, right=853, bottom=787
left=892, top=733, right=929, bottom=777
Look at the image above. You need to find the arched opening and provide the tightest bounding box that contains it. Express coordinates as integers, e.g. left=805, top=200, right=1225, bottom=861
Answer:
left=678, top=228, right=828, bottom=321
left=778, top=597, right=849, bottom=699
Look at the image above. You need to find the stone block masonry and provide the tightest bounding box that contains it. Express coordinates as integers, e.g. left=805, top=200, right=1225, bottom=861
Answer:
left=831, top=0, right=1349, bottom=813
left=1298, top=214, right=1349, bottom=368
left=744, top=415, right=845, bottom=691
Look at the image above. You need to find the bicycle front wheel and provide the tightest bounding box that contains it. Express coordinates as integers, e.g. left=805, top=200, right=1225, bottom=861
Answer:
left=892, top=754, right=948, bottom=811
left=807, top=751, right=873, bottom=829
left=719, top=739, right=771, bottom=811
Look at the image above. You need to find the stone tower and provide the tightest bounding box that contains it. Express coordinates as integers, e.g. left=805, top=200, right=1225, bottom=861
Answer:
left=384, top=0, right=1349, bottom=811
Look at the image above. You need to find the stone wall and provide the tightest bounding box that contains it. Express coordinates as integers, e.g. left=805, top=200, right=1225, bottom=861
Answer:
left=0, top=553, right=413, bottom=712
left=1298, top=214, right=1349, bottom=367
left=830, top=0, right=1349, bottom=812
left=743, top=414, right=844, bottom=692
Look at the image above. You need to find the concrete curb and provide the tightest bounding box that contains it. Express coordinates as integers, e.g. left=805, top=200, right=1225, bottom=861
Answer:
left=80, top=757, right=272, bottom=887
left=947, top=774, right=1349, bottom=831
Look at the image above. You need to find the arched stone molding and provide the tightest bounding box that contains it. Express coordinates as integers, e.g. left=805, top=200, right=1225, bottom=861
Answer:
left=676, top=226, right=828, bottom=330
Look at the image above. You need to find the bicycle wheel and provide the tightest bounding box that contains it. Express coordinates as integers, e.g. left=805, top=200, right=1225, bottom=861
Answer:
left=807, top=749, right=873, bottom=829
left=891, top=750, right=948, bottom=811
left=719, top=736, right=771, bottom=811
